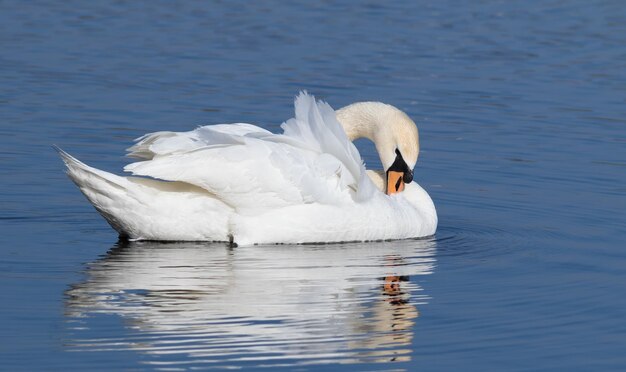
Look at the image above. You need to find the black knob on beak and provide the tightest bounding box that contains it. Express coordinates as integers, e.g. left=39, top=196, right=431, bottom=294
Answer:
left=403, top=170, right=413, bottom=184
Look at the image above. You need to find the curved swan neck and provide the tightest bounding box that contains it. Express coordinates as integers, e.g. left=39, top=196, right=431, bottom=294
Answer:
left=336, top=101, right=419, bottom=173
left=336, top=102, right=399, bottom=142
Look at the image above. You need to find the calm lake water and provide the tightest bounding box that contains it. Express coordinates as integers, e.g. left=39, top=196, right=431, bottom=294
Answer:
left=1, top=0, right=625, bottom=370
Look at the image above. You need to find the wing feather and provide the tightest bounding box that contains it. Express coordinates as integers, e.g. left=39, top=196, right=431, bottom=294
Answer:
left=124, top=92, right=377, bottom=212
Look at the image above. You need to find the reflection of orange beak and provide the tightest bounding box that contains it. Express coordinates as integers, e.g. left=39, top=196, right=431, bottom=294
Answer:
left=383, top=275, right=402, bottom=294
left=386, top=170, right=405, bottom=195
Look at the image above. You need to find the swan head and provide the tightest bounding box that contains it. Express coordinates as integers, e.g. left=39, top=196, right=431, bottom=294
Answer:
left=376, top=110, right=419, bottom=194
left=336, top=102, right=419, bottom=195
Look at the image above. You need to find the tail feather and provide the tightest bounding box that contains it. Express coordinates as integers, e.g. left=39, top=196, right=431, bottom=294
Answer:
left=54, top=146, right=135, bottom=235
left=54, top=145, right=128, bottom=191
left=55, top=146, right=232, bottom=241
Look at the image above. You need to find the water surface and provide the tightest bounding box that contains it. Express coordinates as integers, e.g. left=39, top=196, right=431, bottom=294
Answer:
left=1, top=0, right=625, bottom=370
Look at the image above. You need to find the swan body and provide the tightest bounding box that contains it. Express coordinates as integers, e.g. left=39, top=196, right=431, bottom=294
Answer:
left=59, top=93, right=437, bottom=245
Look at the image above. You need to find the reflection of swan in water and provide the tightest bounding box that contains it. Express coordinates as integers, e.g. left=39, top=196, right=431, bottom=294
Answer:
left=65, top=239, right=436, bottom=368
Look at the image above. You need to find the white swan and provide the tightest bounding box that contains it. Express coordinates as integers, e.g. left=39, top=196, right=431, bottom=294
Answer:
left=58, top=92, right=437, bottom=245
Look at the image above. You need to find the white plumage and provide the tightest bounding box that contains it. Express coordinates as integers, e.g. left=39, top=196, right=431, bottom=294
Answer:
left=58, top=92, right=437, bottom=245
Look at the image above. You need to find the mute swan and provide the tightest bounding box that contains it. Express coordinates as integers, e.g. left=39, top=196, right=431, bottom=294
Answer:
left=57, top=92, right=437, bottom=245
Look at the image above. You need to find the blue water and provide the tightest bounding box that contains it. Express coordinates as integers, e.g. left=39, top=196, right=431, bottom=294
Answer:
left=1, top=0, right=625, bottom=370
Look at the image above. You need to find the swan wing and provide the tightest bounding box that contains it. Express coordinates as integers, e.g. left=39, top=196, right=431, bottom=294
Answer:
left=277, top=92, right=377, bottom=200
left=126, top=123, right=272, bottom=160
left=124, top=93, right=375, bottom=212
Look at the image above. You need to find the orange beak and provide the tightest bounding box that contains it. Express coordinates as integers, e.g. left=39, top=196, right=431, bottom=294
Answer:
left=386, top=170, right=405, bottom=195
